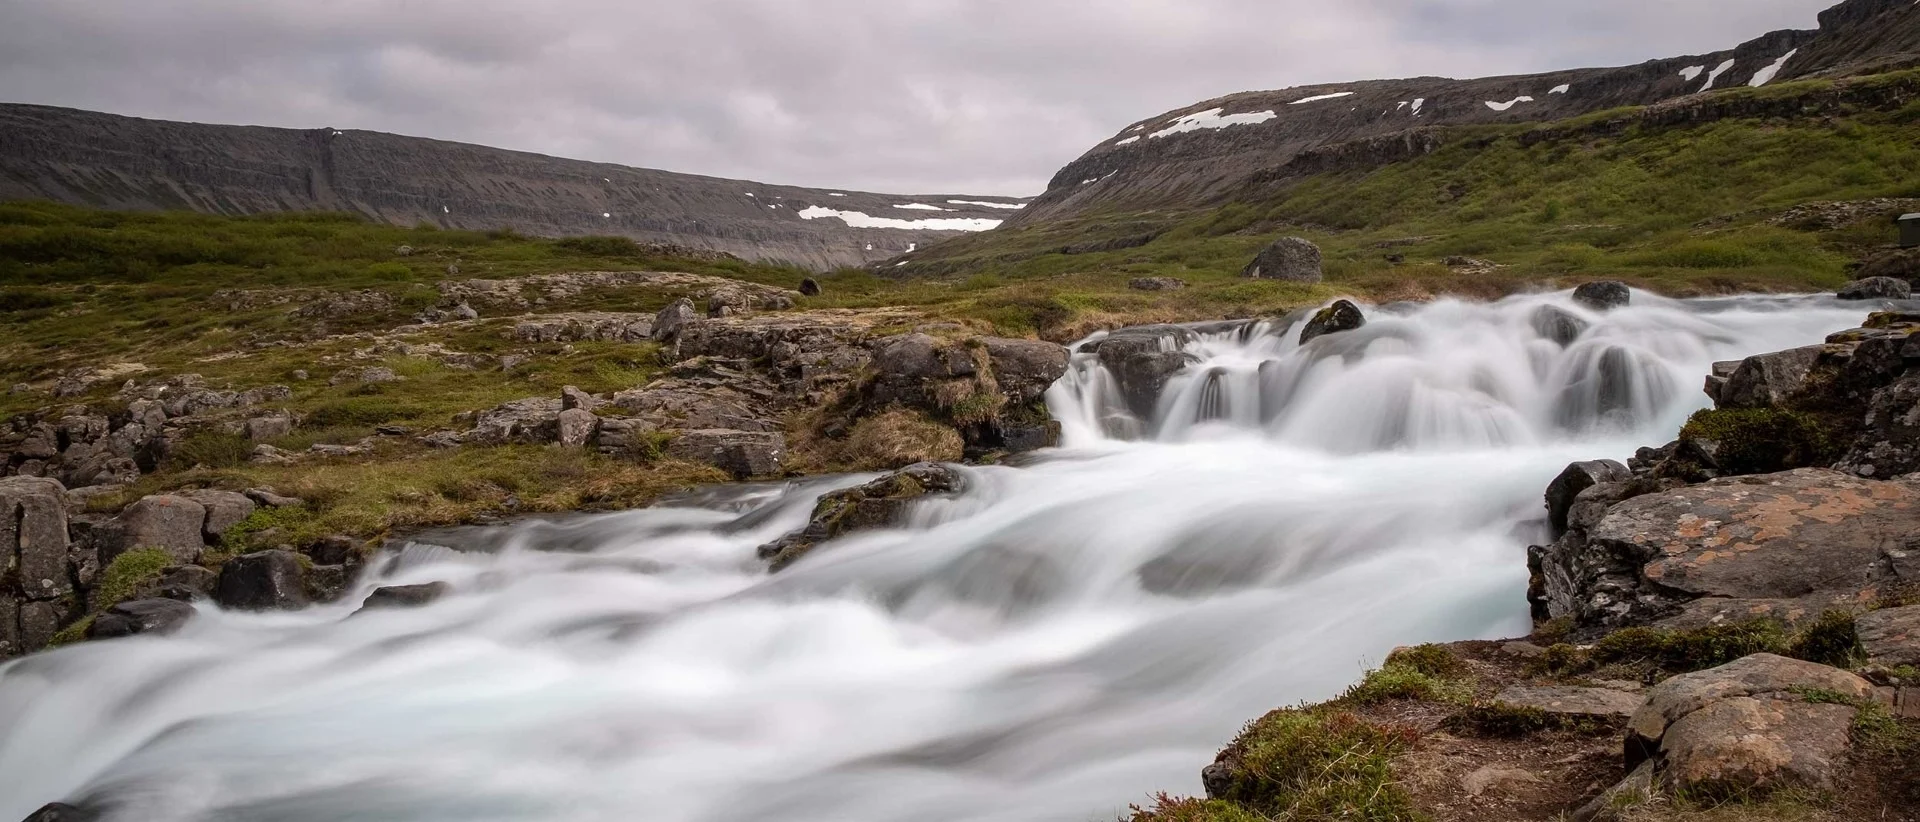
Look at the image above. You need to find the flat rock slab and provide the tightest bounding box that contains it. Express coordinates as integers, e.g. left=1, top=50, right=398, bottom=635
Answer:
left=1591, top=469, right=1920, bottom=603
left=1495, top=685, right=1643, bottom=719
left=1857, top=605, right=1920, bottom=668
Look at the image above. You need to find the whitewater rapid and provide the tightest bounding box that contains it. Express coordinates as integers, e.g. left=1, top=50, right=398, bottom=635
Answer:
left=0, top=292, right=1877, bottom=822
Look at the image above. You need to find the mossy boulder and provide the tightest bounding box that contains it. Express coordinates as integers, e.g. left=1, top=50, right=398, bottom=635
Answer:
left=1675, top=408, right=1840, bottom=476
left=758, top=463, right=966, bottom=572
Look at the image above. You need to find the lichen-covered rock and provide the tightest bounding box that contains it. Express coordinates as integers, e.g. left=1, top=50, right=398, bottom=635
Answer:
left=1835, top=370, right=1920, bottom=478
left=1627, top=654, right=1872, bottom=796
left=1241, top=236, right=1323, bottom=282
left=1129, top=277, right=1187, bottom=291
left=466, top=398, right=562, bottom=444
left=1572, top=281, right=1631, bottom=311
left=0, top=477, right=71, bottom=601
left=665, top=430, right=785, bottom=479
left=651, top=297, right=698, bottom=343
left=556, top=408, right=600, bottom=448
left=759, top=463, right=965, bottom=571
left=980, top=338, right=1069, bottom=406
left=1299, top=300, right=1366, bottom=345
left=212, top=549, right=309, bottom=611
left=1857, top=605, right=1920, bottom=669
left=513, top=312, right=654, bottom=344
left=1533, top=469, right=1920, bottom=629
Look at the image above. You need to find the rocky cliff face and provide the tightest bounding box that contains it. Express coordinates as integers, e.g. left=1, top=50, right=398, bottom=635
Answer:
left=0, top=104, right=1027, bottom=271
left=1014, top=0, right=1920, bottom=226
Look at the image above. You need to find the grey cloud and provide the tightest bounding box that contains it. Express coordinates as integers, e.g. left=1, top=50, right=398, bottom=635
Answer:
left=0, top=0, right=1835, bottom=196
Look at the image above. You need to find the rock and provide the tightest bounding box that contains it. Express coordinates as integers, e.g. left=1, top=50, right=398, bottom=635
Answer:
left=799, top=278, right=822, bottom=296
left=1629, top=654, right=1869, bottom=796
left=328, top=366, right=400, bottom=386
left=1298, top=300, right=1366, bottom=345
left=244, top=487, right=301, bottom=508
left=175, top=489, right=256, bottom=541
left=1089, top=325, right=1199, bottom=419
left=1531, top=305, right=1589, bottom=347
left=303, top=535, right=359, bottom=566
left=17, top=601, right=59, bottom=652
left=467, top=398, right=563, bottom=444
left=20, top=804, right=100, bottom=822
left=0, top=477, right=72, bottom=602
left=512, top=313, right=654, bottom=344
left=1837, top=369, right=1920, bottom=478
left=556, top=408, right=600, bottom=448
left=1461, top=765, right=1543, bottom=798
left=212, top=549, right=309, bottom=611
left=89, top=598, right=196, bottom=639
left=981, top=338, right=1070, bottom=406
left=359, top=582, right=451, bottom=611
left=651, top=298, right=699, bottom=343
left=1716, top=346, right=1823, bottom=410
left=250, top=444, right=299, bottom=465
left=1572, top=281, right=1631, bottom=311
left=665, top=430, right=785, bottom=479
left=242, top=415, right=294, bottom=441
left=759, top=463, right=965, bottom=571
left=1571, top=761, right=1655, bottom=822
left=8, top=383, right=31, bottom=395
left=1544, top=459, right=1630, bottom=537
left=1241, top=237, right=1323, bottom=282
left=154, top=565, right=218, bottom=601
left=102, top=494, right=207, bottom=565
left=1857, top=605, right=1920, bottom=669
left=292, top=369, right=310, bottom=381
left=1838, top=276, right=1912, bottom=300
left=1494, top=685, right=1642, bottom=720
left=560, top=385, right=599, bottom=412
left=1855, top=248, right=1920, bottom=285
left=1533, top=469, right=1920, bottom=629
left=1128, top=277, right=1187, bottom=291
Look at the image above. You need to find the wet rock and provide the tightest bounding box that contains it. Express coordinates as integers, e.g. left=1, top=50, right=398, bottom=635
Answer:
left=176, top=489, right=256, bottom=541
left=1544, top=459, right=1630, bottom=538
left=651, top=297, right=699, bottom=343
left=1089, top=325, right=1199, bottom=419
left=359, top=582, right=451, bottom=611
left=760, top=463, right=964, bottom=571
left=1128, top=277, right=1187, bottom=291
left=1572, top=281, right=1631, bottom=311
left=1241, top=236, right=1323, bottom=282
left=1837, top=276, right=1912, bottom=300
left=20, top=803, right=100, bottom=822
left=0, top=477, right=72, bottom=602
left=90, top=598, right=196, bottom=639
left=101, top=494, right=207, bottom=565
left=1627, top=654, right=1870, bottom=796
left=1494, top=685, right=1642, bottom=720
left=303, top=535, right=359, bottom=566
left=1857, top=605, right=1920, bottom=669
left=799, top=278, right=822, bottom=296
left=1530, top=304, right=1588, bottom=346
left=556, top=408, right=600, bottom=448
left=1298, top=300, right=1366, bottom=345
left=665, top=430, right=785, bottom=479
left=1532, top=469, right=1920, bottom=629
left=213, top=549, right=309, bottom=611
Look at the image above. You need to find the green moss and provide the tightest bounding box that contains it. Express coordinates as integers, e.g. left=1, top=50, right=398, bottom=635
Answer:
left=1339, top=647, right=1472, bottom=707
left=92, top=548, right=175, bottom=611
left=164, top=431, right=256, bottom=472
left=1202, top=708, right=1426, bottom=821
left=1126, top=796, right=1269, bottom=822
left=1383, top=644, right=1467, bottom=678
left=1677, top=408, right=1841, bottom=476
left=1784, top=611, right=1864, bottom=669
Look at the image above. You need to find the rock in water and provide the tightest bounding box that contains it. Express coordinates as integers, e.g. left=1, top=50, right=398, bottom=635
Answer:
left=759, top=463, right=966, bottom=571
left=1088, top=326, right=1199, bottom=419
left=1531, top=305, right=1589, bottom=347
left=213, top=550, right=310, bottom=611
left=359, top=582, right=451, bottom=612
left=1838, top=276, right=1912, bottom=300
left=1241, top=237, right=1323, bottom=282
left=1299, top=300, right=1366, bottom=345
left=1572, top=281, right=1631, bottom=311
left=90, top=599, right=196, bottom=639
left=20, top=804, right=99, bottom=822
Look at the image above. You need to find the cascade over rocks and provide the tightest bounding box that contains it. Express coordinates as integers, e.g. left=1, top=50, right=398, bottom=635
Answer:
left=1572, top=281, right=1631, bottom=312
left=1240, top=237, right=1323, bottom=282
left=1530, top=305, right=1589, bottom=347
left=1086, top=326, right=1199, bottom=419
left=89, top=599, right=195, bottom=639
left=759, top=463, right=966, bottom=572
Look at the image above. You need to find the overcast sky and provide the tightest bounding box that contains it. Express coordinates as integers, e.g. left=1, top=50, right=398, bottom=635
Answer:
left=0, top=0, right=1836, bottom=196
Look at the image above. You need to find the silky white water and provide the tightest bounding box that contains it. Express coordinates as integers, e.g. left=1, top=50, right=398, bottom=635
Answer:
left=0, top=292, right=1875, bottom=822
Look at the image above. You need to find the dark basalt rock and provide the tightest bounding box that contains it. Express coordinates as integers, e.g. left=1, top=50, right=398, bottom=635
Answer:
left=1572, top=281, right=1632, bottom=312
left=359, top=582, right=451, bottom=612
left=1531, top=305, right=1589, bottom=347
left=213, top=549, right=310, bottom=611
left=1087, top=326, right=1200, bottom=419
left=1544, top=459, right=1631, bottom=538
left=760, top=463, right=966, bottom=572
left=20, top=804, right=99, bottom=822
left=1837, top=276, right=1912, bottom=300
left=90, top=598, right=196, bottom=639
left=1299, top=300, right=1366, bottom=345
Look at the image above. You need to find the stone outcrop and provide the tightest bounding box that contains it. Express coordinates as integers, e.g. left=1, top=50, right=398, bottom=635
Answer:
left=0, top=477, right=72, bottom=657
left=0, top=104, right=1026, bottom=271
left=759, top=463, right=966, bottom=572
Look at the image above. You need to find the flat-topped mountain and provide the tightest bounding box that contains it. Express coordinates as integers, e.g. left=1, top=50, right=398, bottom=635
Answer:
left=0, top=104, right=1027, bottom=271
left=1012, top=0, right=1920, bottom=227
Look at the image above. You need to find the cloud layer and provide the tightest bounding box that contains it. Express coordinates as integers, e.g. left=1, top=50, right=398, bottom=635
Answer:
left=0, top=0, right=1835, bottom=195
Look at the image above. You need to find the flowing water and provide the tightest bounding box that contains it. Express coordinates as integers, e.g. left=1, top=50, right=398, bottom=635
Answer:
left=0, top=292, right=1876, bottom=822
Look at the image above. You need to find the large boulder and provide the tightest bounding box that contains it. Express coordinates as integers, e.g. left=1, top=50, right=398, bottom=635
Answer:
left=1627, top=654, right=1872, bottom=796
left=1, top=477, right=71, bottom=600
left=1572, top=281, right=1631, bottom=311
left=1837, top=276, right=1913, bottom=301
left=556, top=408, right=600, bottom=448
left=1533, top=469, right=1920, bottom=629
left=1240, top=237, right=1323, bottom=282
left=1298, top=300, right=1366, bottom=345
left=651, top=298, right=698, bottom=343
left=101, top=494, right=207, bottom=565
left=665, top=430, right=785, bottom=479
left=89, top=598, right=196, bottom=639
left=212, top=550, right=309, bottom=611
left=759, top=463, right=965, bottom=572
left=1716, top=346, right=1823, bottom=410
left=1088, top=326, right=1199, bottom=420
left=175, top=489, right=256, bottom=542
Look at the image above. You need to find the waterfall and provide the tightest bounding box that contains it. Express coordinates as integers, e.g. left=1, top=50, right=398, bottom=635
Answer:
left=0, top=291, right=1872, bottom=822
